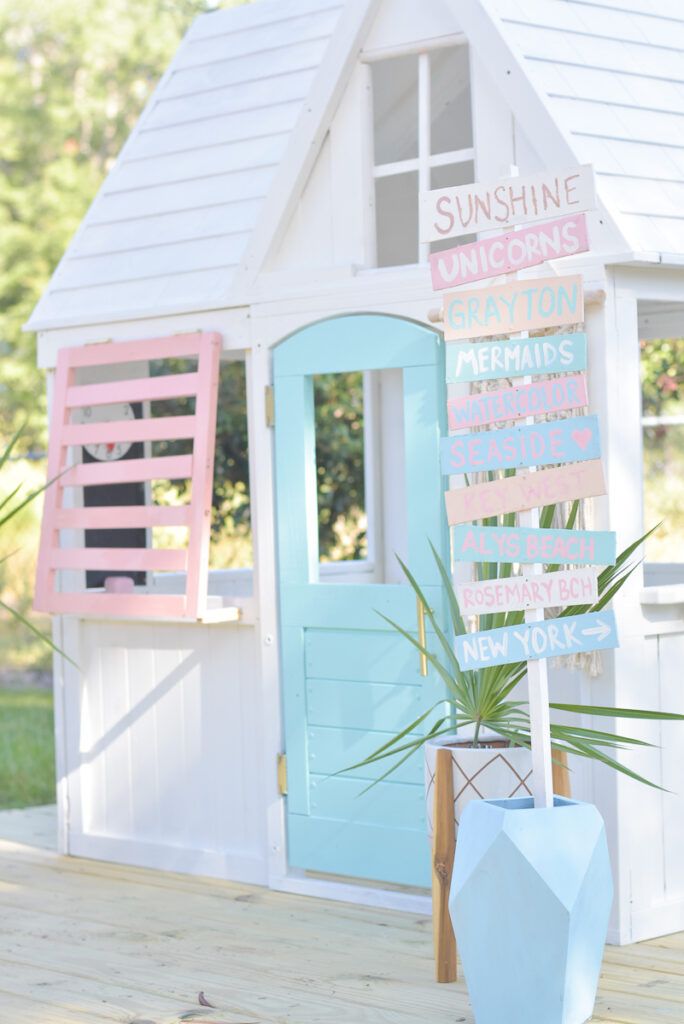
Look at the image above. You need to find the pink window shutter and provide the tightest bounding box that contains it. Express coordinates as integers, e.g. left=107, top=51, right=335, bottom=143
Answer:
left=35, top=332, right=222, bottom=620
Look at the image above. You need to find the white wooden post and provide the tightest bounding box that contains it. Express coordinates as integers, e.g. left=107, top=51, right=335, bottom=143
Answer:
left=418, top=52, right=431, bottom=265
left=520, top=434, right=555, bottom=808
left=509, top=166, right=554, bottom=810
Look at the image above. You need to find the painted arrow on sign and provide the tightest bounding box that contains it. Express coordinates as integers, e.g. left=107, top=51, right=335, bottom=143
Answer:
left=454, top=610, right=618, bottom=670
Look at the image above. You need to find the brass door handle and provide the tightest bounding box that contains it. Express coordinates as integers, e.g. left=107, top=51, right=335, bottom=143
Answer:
left=417, top=596, right=428, bottom=677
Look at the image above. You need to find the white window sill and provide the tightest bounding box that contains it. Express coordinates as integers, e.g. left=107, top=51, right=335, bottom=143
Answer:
left=640, top=586, right=684, bottom=607
left=72, top=591, right=253, bottom=625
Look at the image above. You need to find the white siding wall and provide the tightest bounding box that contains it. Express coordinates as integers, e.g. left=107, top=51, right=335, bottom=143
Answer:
left=58, top=617, right=267, bottom=883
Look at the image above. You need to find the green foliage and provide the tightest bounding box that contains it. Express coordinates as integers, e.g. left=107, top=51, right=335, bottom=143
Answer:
left=314, top=372, right=366, bottom=561
left=640, top=337, right=684, bottom=417
left=640, top=337, right=684, bottom=561
left=0, top=0, right=243, bottom=451
left=0, top=425, right=69, bottom=659
left=0, top=689, right=55, bottom=809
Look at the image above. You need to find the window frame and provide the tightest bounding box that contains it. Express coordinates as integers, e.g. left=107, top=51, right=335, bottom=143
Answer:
left=367, top=41, right=474, bottom=268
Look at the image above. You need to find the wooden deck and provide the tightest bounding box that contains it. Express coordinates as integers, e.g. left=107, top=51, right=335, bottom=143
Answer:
left=0, top=808, right=682, bottom=1023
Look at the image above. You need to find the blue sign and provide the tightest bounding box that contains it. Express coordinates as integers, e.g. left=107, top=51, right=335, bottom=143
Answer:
left=455, top=610, right=618, bottom=670
left=446, top=332, right=587, bottom=384
left=452, top=525, right=617, bottom=567
left=441, top=415, right=601, bottom=475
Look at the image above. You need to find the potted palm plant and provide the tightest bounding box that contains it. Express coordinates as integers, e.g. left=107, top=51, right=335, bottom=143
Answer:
left=0, top=426, right=65, bottom=656
left=355, top=506, right=677, bottom=820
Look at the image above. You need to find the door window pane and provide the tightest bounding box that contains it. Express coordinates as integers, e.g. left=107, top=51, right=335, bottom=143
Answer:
left=431, top=46, right=472, bottom=154
left=314, top=372, right=367, bottom=562
left=641, top=337, right=684, bottom=563
left=371, top=54, right=419, bottom=164
left=375, top=171, right=418, bottom=267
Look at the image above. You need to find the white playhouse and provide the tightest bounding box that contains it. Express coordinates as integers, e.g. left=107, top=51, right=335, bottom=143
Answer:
left=27, top=0, right=684, bottom=945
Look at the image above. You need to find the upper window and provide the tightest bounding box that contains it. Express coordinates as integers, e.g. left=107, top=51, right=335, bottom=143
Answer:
left=641, top=336, right=684, bottom=566
left=370, top=46, right=474, bottom=268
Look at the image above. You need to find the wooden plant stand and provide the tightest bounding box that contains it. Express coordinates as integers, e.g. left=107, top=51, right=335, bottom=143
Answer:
left=431, top=747, right=571, bottom=983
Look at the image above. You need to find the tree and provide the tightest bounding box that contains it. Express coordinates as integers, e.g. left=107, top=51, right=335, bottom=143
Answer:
left=0, top=0, right=242, bottom=451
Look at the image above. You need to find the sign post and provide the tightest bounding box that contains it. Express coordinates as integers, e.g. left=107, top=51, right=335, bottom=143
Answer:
left=496, top=165, right=555, bottom=809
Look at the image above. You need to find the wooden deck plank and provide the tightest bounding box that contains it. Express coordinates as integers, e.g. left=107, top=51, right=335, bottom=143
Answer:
left=0, top=813, right=682, bottom=1023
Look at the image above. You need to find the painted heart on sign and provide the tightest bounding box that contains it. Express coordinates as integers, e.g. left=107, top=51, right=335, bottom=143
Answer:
left=571, top=428, right=592, bottom=450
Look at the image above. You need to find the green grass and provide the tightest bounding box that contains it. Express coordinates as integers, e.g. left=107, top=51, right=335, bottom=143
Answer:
left=0, top=690, right=55, bottom=809
left=0, top=614, right=53, bottom=673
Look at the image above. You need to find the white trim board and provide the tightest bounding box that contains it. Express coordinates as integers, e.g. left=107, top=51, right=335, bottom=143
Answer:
left=233, top=0, right=381, bottom=292
left=68, top=833, right=269, bottom=886
left=270, top=873, right=432, bottom=916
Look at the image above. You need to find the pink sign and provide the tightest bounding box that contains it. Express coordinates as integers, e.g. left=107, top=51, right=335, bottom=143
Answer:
left=456, top=567, right=598, bottom=615
left=444, top=459, right=605, bottom=526
left=447, top=374, right=587, bottom=430
left=429, top=214, right=589, bottom=291
left=443, top=274, right=583, bottom=342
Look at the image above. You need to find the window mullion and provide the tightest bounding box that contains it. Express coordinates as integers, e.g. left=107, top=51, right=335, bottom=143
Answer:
left=429, top=147, right=475, bottom=169
left=418, top=51, right=430, bottom=264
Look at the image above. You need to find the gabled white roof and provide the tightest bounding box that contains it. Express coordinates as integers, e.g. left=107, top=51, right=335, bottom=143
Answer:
left=476, top=0, right=684, bottom=259
left=27, top=0, right=347, bottom=331
left=28, top=0, right=684, bottom=333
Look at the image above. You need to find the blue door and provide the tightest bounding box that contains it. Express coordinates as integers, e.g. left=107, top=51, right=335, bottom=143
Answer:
left=273, top=314, right=449, bottom=887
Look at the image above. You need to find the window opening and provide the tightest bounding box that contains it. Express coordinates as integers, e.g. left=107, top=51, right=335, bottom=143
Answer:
left=147, top=355, right=252, bottom=570
left=371, top=45, right=473, bottom=267
left=641, top=335, right=684, bottom=565
left=211, top=358, right=251, bottom=569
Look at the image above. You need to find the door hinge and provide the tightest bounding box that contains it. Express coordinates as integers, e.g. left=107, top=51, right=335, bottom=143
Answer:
left=277, top=752, right=288, bottom=796
left=265, top=385, right=275, bottom=427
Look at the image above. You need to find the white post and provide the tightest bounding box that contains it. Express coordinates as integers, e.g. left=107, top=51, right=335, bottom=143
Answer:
left=508, top=167, right=554, bottom=809
left=519, top=457, right=555, bottom=808
left=418, top=52, right=431, bottom=265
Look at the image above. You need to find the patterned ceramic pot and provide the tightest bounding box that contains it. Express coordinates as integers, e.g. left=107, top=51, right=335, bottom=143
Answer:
left=450, top=796, right=612, bottom=1024
left=424, top=734, right=533, bottom=838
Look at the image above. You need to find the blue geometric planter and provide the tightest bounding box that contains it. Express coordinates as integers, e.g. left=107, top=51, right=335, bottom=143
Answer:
left=449, top=797, right=612, bottom=1024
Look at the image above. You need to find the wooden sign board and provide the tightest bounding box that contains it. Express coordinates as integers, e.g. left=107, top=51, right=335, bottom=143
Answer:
left=452, top=525, right=617, bottom=567
left=444, top=459, right=606, bottom=526
left=443, top=275, right=584, bottom=342
left=429, top=214, right=589, bottom=291
left=448, top=375, right=587, bottom=430
left=441, top=414, right=601, bottom=475
left=454, top=610, right=618, bottom=670
left=456, top=567, right=598, bottom=616
left=421, top=165, right=595, bottom=243
left=446, top=332, right=587, bottom=384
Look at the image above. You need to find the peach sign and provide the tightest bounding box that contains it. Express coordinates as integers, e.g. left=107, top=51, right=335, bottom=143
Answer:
left=429, top=214, right=589, bottom=291
left=444, top=459, right=606, bottom=526
left=443, top=274, right=583, bottom=342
